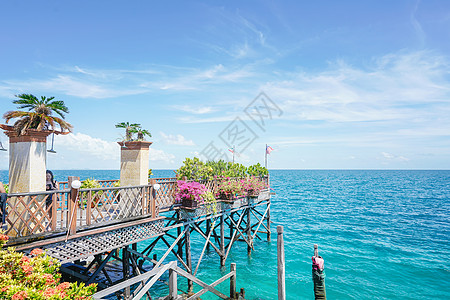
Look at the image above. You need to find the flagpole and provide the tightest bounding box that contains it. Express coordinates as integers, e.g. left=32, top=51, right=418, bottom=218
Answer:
left=233, top=145, right=235, bottom=164
left=265, top=144, right=268, bottom=169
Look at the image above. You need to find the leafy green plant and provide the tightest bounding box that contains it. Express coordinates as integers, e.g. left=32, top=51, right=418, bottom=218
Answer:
left=115, top=122, right=141, bottom=142
left=79, top=178, right=103, bottom=208
left=216, top=179, right=245, bottom=200
left=130, top=126, right=151, bottom=141
left=175, top=157, right=268, bottom=180
left=0, top=231, right=97, bottom=299
left=247, top=163, right=269, bottom=177
left=3, top=94, right=73, bottom=136
left=3, top=183, right=8, bottom=194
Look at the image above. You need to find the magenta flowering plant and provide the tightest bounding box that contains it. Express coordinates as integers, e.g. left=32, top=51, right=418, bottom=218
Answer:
left=175, top=181, right=208, bottom=205
left=243, top=177, right=266, bottom=196
left=216, top=178, right=245, bottom=200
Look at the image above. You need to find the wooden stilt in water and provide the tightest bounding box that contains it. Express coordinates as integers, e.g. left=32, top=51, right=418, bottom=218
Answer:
left=220, top=214, right=225, bottom=267
left=206, top=218, right=211, bottom=251
left=312, top=244, right=326, bottom=300
left=169, top=262, right=178, bottom=300
left=230, top=263, right=237, bottom=299
left=277, top=225, right=286, bottom=300
left=122, top=245, right=130, bottom=299
left=185, top=224, right=193, bottom=293
left=177, top=210, right=183, bottom=258
left=247, top=208, right=252, bottom=255
left=267, top=201, right=271, bottom=241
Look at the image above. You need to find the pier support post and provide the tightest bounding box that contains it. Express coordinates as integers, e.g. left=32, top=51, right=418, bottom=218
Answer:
left=229, top=212, right=234, bottom=241
left=247, top=208, right=252, bottom=255
left=220, top=214, right=225, bottom=267
left=185, top=224, right=193, bottom=293
left=169, top=262, right=178, bottom=300
left=230, top=263, right=237, bottom=299
left=177, top=211, right=183, bottom=258
left=206, top=219, right=211, bottom=251
left=122, top=245, right=130, bottom=298
left=277, top=225, right=286, bottom=300
left=267, top=201, right=271, bottom=241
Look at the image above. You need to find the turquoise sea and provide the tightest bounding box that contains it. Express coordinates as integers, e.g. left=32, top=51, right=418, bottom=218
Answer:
left=1, top=170, right=449, bottom=299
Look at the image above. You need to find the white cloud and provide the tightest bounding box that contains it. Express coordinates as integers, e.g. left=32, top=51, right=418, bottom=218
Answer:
left=160, top=132, right=195, bottom=146
left=381, top=152, right=410, bottom=162
left=57, top=132, right=118, bottom=160
left=172, top=105, right=215, bottom=115
left=263, top=51, right=450, bottom=127
left=3, top=75, right=147, bottom=99
left=149, top=148, right=175, bottom=163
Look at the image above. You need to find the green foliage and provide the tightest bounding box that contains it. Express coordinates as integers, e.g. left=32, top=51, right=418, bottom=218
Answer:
left=115, top=122, right=141, bottom=141
left=247, top=163, right=269, bottom=177
left=3, top=183, right=8, bottom=193
left=3, top=94, right=73, bottom=136
left=0, top=231, right=97, bottom=299
left=79, top=178, right=103, bottom=208
left=175, top=157, right=268, bottom=180
left=115, top=122, right=151, bottom=142
left=148, top=169, right=153, bottom=178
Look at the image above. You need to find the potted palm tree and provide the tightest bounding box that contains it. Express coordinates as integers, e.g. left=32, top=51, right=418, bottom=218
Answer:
left=115, top=122, right=141, bottom=142
left=2, top=94, right=72, bottom=136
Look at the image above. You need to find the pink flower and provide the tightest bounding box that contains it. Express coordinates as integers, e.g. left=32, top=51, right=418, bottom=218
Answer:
left=43, top=273, right=56, bottom=285
left=30, top=248, right=44, bottom=256
left=56, top=282, right=71, bottom=291
left=12, top=291, right=28, bottom=300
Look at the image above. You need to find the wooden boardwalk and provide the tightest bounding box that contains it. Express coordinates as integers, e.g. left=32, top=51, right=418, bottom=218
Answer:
left=3, top=176, right=271, bottom=299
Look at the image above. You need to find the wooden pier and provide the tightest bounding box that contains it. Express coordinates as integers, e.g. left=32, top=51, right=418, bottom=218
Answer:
left=3, top=176, right=271, bottom=299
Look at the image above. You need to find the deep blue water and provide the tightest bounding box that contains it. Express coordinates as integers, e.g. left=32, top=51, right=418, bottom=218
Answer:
left=1, top=170, right=449, bottom=299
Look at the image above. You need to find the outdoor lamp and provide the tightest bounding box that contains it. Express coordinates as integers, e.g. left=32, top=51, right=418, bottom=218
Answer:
left=153, top=183, right=161, bottom=190
left=71, top=180, right=81, bottom=189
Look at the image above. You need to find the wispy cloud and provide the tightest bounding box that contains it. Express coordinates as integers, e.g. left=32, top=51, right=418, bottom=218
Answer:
left=264, top=51, right=450, bottom=127
left=171, top=105, right=215, bottom=114
left=2, top=75, right=147, bottom=99
left=380, top=152, right=410, bottom=162
left=160, top=132, right=195, bottom=146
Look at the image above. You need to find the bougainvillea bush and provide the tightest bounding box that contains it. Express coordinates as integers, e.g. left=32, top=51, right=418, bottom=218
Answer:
left=0, top=232, right=96, bottom=299
left=175, top=181, right=208, bottom=205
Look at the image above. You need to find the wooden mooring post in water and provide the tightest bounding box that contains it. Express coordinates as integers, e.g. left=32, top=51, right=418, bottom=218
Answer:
left=277, top=225, right=286, bottom=300
left=312, top=244, right=326, bottom=300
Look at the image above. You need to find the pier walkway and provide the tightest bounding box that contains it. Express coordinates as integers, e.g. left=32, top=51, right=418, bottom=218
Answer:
left=2, top=176, right=271, bottom=299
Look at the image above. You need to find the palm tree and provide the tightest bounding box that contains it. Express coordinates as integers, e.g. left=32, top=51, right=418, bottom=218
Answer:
left=115, top=122, right=141, bottom=141
left=3, top=94, right=73, bottom=135
left=131, top=126, right=152, bottom=141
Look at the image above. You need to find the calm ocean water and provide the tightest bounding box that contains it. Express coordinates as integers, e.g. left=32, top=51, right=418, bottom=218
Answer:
left=1, top=169, right=449, bottom=299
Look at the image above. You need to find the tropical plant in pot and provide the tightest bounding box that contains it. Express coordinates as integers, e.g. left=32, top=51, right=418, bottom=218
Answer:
left=176, top=181, right=208, bottom=209
left=79, top=178, right=103, bottom=208
left=244, top=177, right=266, bottom=198
left=216, top=179, right=244, bottom=201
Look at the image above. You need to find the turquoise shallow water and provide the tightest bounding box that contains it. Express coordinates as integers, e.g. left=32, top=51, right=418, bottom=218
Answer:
left=1, top=170, right=449, bottom=299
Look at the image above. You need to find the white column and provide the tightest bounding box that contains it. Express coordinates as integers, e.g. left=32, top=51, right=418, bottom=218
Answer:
left=118, top=141, right=152, bottom=186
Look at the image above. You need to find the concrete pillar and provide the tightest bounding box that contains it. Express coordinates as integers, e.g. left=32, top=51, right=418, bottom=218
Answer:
left=118, top=141, right=152, bottom=186
left=4, top=129, right=51, bottom=193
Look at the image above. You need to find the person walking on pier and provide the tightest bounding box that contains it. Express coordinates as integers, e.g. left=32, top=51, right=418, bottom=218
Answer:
left=46, top=171, right=59, bottom=226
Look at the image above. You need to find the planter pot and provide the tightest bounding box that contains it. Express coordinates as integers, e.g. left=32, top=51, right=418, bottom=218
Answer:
left=217, top=192, right=236, bottom=201
left=182, top=198, right=198, bottom=209
left=247, top=190, right=260, bottom=198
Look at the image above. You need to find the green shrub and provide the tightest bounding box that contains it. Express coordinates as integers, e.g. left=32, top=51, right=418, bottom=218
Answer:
left=175, top=157, right=268, bottom=180
left=0, top=231, right=97, bottom=299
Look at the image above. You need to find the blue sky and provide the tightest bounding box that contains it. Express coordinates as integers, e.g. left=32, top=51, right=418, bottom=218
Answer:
left=1, top=0, right=449, bottom=170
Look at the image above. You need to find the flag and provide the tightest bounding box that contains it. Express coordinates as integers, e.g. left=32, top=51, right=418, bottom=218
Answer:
left=266, top=145, right=274, bottom=154
left=228, top=148, right=234, bottom=154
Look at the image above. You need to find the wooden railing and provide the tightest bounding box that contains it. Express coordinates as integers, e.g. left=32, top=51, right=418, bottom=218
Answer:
left=3, top=176, right=269, bottom=244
